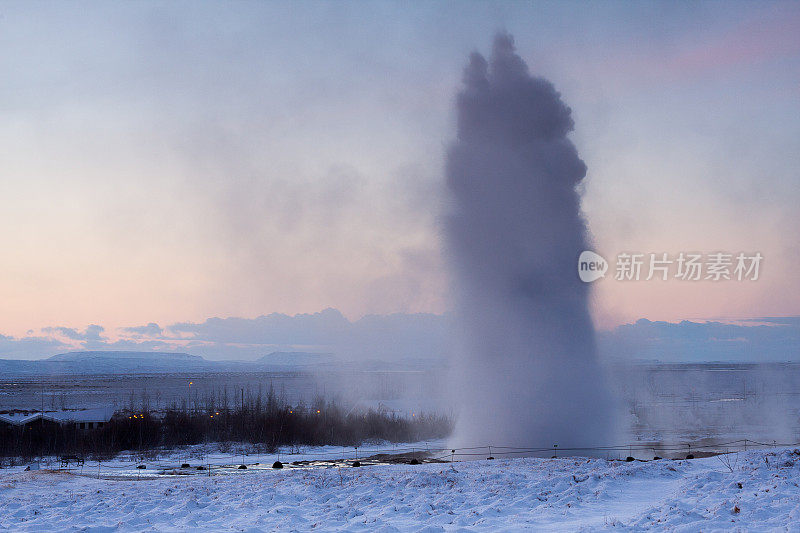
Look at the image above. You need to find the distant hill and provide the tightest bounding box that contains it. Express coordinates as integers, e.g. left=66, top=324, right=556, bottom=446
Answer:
left=0, top=350, right=215, bottom=375
left=0, top=350, right=340, bottom=375
left=256, top=351, right=334, bottom=366
left=47, top=351, right=204, bottom=362
left=0, top=350, right=431, bottom=376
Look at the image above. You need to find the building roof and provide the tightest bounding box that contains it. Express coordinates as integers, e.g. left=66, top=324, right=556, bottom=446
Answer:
left=43, top=407, right=114, bottom=423
left=0, top=408, right=114, bottom=426
left=0, top=412, right=41, bottom=425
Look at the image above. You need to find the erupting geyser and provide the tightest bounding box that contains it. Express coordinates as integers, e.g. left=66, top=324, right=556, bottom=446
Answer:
left=445, top=33, right=613, bottom=450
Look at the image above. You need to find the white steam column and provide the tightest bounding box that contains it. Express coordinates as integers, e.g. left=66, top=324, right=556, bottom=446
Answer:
left=445, top=33, right=614, bottom=451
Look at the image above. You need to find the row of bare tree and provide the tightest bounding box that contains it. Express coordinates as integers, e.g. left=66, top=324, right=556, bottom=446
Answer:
left=0, top=391, right=451, bottom=461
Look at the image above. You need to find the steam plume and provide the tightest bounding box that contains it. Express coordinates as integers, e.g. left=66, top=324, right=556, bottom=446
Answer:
left=445, top=33, right=613, bottom=449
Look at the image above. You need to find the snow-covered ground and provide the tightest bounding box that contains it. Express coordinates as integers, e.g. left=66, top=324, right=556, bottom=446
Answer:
left=1, top=448, right=799, bottom=531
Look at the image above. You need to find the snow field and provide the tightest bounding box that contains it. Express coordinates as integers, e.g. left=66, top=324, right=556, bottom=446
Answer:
left=1, top=448, right=799, bottom=531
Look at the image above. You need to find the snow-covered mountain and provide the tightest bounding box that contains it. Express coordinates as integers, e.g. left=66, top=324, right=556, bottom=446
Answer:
left=0, top=351, right=217, bottom=374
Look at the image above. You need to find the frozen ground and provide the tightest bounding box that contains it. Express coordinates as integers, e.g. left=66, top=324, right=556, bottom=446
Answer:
left=1, top=447, right=799, bottom=531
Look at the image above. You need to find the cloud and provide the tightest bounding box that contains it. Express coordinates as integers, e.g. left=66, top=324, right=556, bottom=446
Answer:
left=168, top=308, right=351, bottom=345
left=166, top=308, right=449, bottom=361
left=743, top=316, right=800, bottom=327
left=3, top=311, right=799, bottom=363
left=599, top=317, right=800, bottom=362
left=122, top=323, right=164, bottom=337
left=0, top=309, right=451, bottom=362
left=0, top=333, right=70, bottom=360
left=41, top=327, right=82, bottom=341
left=42, top=324, right=106, bottom=342
left=663, top=9, right=800, bottom=77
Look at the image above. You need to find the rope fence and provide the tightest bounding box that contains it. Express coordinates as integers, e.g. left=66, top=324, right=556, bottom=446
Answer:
left=27, top=436, right=800, bottom=480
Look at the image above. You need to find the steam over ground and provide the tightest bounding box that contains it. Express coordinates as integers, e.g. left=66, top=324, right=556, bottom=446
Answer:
left=445, top=34, right=614, bottom=449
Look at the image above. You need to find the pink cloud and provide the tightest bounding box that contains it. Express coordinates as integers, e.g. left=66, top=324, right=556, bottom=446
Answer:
left=664, top=9, right=800, bottom=77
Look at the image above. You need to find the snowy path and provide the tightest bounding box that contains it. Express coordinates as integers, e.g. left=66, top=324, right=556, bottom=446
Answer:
left=1, top=448, right=799, bottom=531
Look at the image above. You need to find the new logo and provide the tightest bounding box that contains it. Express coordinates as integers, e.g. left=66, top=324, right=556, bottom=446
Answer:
left=578, top=251, right=607, bottom=283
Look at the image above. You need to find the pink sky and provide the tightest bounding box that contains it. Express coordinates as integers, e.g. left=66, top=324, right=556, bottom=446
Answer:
left=0, top=2, right=798, bottom=340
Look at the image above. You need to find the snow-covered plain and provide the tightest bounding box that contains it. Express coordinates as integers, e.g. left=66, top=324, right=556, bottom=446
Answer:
left=1, top=448, right=799, bottom=532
